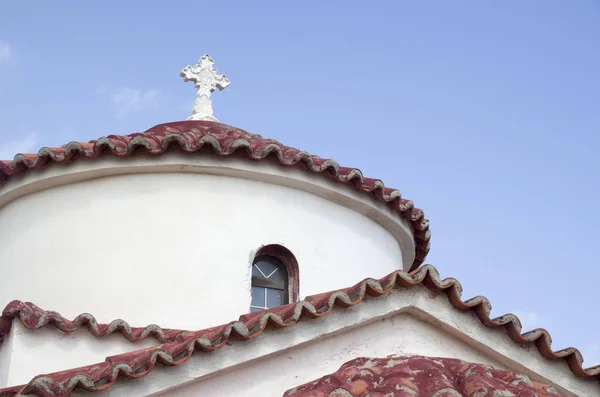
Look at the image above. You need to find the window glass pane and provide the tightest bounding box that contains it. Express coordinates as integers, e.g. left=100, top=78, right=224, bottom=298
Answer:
left=266, top=267, right=283, bottom=280
left=252, top=265, right=263, bottom=278
left=251, top=255, right=289, bottom=311
left=250, top=307, right=264, bottom=313
left=251, top=286, right=265, bottom=307
left=254, top=260, right=279, bottom=279
left=266, top=287, right=284, bottom=308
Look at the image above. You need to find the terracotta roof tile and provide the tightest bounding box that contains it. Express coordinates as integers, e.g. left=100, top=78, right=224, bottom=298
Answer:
left=0, top=120, right=430, bottom=270
left=0, top=265, right=598, bottom=396
left=0, top=300, right=186, bottom=344
left=283, top=356, right=565, bottom=397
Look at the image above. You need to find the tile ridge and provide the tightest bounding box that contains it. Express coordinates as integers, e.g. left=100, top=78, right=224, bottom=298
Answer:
left=0, top=300, right=186, bottom=344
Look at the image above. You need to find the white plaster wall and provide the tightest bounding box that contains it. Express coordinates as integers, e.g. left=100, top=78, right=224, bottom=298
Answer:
left=1, top=322, right=159, bottom=387
left=0, top=330, right=13, bottom=388
left=160, top=314, right=509, bottom=397
left=0, top=164, right=407, bottom=331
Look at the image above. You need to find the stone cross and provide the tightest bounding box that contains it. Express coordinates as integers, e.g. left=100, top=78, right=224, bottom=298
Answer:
left=180, top=54, right=230, bottom=121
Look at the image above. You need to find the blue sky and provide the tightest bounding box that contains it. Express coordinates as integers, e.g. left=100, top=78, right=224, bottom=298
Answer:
left=1, top=2, right=599, bottom=366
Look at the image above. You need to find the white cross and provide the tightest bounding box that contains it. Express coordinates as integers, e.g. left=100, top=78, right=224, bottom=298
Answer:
left=180, top=54, right=230, bottom=122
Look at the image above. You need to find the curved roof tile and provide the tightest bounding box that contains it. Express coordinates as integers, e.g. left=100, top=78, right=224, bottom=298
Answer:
left=0, top=301, right=185, bottom=344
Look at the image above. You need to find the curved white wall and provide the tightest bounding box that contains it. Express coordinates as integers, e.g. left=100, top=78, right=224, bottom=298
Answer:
left=0, top=153, right=414, bottom=330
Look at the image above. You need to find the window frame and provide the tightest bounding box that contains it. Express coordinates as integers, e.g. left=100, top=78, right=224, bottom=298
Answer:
left=251, top=255, right=289, bottom=301
left=250, top=245, right=300, bottom=311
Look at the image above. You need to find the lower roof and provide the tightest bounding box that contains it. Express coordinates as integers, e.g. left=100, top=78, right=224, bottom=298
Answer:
left=0, top=264, right=597, bottom=396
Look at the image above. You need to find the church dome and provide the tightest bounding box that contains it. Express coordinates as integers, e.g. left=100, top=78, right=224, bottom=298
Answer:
left=0, top=120, right=430, bottom=270
left=0, top=55, right=430, bottom=332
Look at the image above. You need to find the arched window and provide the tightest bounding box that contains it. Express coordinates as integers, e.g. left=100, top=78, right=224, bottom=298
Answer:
left=251, top=255, right=288, bottom=312
left=250, top=245, right=299, bottom=312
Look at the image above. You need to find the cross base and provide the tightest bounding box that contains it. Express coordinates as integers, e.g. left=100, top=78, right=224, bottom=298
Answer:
left=187, top=114, right=219, bottom=122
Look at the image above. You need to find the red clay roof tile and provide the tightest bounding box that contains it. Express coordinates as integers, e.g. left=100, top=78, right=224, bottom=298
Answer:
left=283, top=356, right=564, bottom=397
left=0, top=300, right=186, bottom=344
left=0, top=264, right=598, bottom=396
left=0, top=120, right=430, bottom=270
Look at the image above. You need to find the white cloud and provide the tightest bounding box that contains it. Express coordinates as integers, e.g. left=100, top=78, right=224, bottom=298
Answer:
left=511, top=310, right=543, bottom=330
left=0, top=40, right=12, bottom=61
left=98, top=86, right=161, bottom=117
left=0, top=133, right=40, bottom=160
